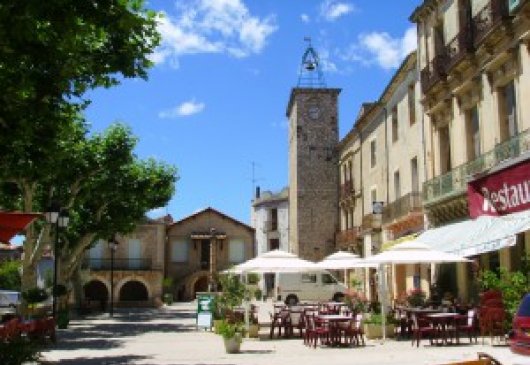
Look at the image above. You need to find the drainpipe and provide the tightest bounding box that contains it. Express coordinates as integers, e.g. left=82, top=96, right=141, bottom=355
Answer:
left=383, top=105, right=389, bottom=205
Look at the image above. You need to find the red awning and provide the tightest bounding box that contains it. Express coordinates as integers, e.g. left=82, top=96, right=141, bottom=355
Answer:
left=0, top=212, right=42, bottom=243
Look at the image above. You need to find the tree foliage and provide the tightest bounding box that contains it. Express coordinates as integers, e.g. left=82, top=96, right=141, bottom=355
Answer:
left=0, top=260, right=21, bottom=291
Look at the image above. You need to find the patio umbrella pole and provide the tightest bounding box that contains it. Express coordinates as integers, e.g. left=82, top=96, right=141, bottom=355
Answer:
left=379, top=263, right=386, bottom=343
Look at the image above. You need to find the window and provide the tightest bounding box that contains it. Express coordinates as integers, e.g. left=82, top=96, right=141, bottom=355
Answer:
left=499, top=80, right=518, bottom=142
left=439, top=125, right=452, bottom=174
left=171, top=240, right=189, bottom=263
left=466, top=105, right=480, bottom=161
left=408, top=84, right=416, bottom=125
left=229, top=239, right=245, bottom=263
left=270, top=208, right=278, bottom=231
left=322, top=273, right=337, bottom=285
left=411, top=157, right=419, bottom=192
left=392, top=106, right=398, bottom=142
left=370, top=140, right=376, bottom=168
left=348, top=160, right=353, bottom=182
left=394, top=170, right=401, bottom=200
left=371, top=188, right=377, bottom=204
left=301, top=273, right=317, bottom=283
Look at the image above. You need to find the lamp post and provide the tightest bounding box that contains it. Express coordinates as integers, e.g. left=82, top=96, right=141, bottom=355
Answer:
left=108, top=236, right=119, bottom=317
left=45, top=202, right=69, bottom=320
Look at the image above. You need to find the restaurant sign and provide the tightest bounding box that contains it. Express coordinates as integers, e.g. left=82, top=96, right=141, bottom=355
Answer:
left=467, top=160, right=530, bottom=219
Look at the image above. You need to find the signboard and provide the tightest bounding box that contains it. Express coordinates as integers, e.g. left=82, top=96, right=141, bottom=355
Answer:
left=196, top=293, right=215, bottom=330
left=467, top=160, right=530, bottom=219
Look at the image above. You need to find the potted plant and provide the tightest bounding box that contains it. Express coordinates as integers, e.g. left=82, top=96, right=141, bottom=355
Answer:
left=22, top=288, right=49, bottom=319
left=254, top=288, right=262, bottom=301
left=247, top=305, right=260, bottom=338
left=363, top=312, right=396, bottom=339
left=162, top=278, right=174, bottom=305
left=406, top=288, right=426, bottom=308
left=54, top=284, right=69, bottom=328
left=217, top=320, right=244, bottom=353
left=343, top=290, right=368, bottom=313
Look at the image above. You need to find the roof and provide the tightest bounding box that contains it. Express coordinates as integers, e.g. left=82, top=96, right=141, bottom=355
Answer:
left=409, top=0, right=438, bottom=22
left=170, top=207, right=254, bottom=232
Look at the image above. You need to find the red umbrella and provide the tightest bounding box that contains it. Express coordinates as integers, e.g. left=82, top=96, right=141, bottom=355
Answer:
left=0, top=212, right=42, bottom=243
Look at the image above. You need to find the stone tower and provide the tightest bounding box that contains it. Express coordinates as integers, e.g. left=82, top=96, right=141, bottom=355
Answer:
left=286, top=40, right=340, bottom=261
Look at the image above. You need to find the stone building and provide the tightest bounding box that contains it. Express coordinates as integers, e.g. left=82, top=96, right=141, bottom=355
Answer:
left=84, top=216, right=168, bottom=308
left=251, top=187, right=289, bottom=255
left=286, top=42, right=340, bottom=261
left=410, top=0, right=530, bottom=301
left=166, top=207, right=254, bottom=301
left=336, top=52, right=427, bottom=300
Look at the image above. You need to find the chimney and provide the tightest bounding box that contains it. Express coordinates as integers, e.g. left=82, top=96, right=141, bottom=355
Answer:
left=255, top=186, right=261, bottom=199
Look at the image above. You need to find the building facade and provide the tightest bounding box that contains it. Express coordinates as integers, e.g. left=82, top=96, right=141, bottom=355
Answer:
left=251, top=187, right=289, bottom=255
left=166, top=207, right=255, bottom=301
left=411, top=0, right=530, bottom=301
left=84, top=216, right=168, bottom=308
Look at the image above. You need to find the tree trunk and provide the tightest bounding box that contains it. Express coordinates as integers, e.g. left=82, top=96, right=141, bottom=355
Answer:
left=72, top=265, right=85, bottom=313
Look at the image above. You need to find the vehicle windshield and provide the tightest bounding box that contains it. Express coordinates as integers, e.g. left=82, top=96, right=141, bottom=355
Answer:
left=517, top=294, right=530, bottom=317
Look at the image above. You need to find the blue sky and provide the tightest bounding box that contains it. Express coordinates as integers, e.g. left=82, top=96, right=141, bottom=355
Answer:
left=84, top=0, right=420, bottom=225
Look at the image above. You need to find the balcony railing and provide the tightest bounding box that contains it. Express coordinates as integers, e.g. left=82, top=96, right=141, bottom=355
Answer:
left=335, top=228, right=360, bottom=246
left=472, top=0, right=509, bottom=47
left=340, top=180, right=355, bottom=200
left=445, top=26, right=473, bottom=71
left=84, top=258, right=153, bottom=271
left=420, top=54, right=448, bottom=93
left=382, top=192, right=422, bottom=224
left=423, top=128, right=530, bottom=205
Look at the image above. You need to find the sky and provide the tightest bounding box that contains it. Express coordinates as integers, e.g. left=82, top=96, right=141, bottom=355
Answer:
left=84, top=0, right=421, bottom=225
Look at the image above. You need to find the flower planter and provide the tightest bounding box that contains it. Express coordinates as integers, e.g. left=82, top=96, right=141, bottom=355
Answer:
left=363, top=323, right=395, bottom=339
left=223, top=333, right=242, bottom=353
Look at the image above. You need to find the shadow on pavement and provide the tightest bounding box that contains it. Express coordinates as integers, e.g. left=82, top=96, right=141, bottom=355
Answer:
left=41, top=354, right=150, bottom=364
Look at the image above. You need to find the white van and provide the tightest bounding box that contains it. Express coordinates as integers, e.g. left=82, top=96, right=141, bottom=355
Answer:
left=276, top=271, right=347, bottom=305
left=0, top=290, right=21, bottom=308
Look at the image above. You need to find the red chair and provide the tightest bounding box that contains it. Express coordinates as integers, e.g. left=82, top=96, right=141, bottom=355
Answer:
left=305, top=315, right=331, bottom=348
left=456, top=309, right=478, bottom=344
left=340, top=313, right=365, bottom=346
left=411, top=313, right=434, bottom=347
left=481, top=307, right=506, bottom=345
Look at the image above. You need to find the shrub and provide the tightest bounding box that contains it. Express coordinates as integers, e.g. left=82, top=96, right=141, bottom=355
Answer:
left=254, top=288, right=262, bottom=300
left=22, top=288, right=48, bottom=305
left=0, top=337, right=42, bottom=365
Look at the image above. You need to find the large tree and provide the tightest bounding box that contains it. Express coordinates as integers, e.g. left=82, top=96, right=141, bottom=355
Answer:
left=0, top=1, right=177, bottom=293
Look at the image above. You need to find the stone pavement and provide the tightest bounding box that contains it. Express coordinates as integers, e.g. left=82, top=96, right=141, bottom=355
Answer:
left=40, top=302, right=530, bottom=365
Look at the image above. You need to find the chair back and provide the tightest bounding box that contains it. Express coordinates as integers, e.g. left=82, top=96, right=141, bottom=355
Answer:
left=290, top=311, right=302, bottom=326
left=354, top=313, right=363, bottom=330
left=467, top=309, right=476, bottom=327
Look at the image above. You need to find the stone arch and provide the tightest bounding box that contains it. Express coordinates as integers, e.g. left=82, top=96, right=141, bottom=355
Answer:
left=116, top=276, right=152, bottom=302
left=84, top=280, right=109, bottom=310
left=119, top=280, right=149, bottom=301
left=182, top=270, right=210, bottom=300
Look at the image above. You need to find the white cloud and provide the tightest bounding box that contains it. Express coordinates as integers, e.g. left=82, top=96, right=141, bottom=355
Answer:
left=320, top=0, right=355, bottom=21
left=300, top=13, right=310, bottom=23
left=158, top=99, right=205, bottom=119
left=151, top=0, right=278, bottom=67
left=343, top=26, right=417, bottom=70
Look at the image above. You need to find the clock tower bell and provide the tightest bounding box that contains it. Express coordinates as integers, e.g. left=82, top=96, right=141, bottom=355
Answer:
left=286, top=39, right=340, bottom=261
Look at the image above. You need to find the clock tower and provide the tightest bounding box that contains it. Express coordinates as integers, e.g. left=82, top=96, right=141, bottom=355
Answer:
left=286, top=39, right=340, bottom=261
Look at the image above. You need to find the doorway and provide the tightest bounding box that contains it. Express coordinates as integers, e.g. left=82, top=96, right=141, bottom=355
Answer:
left=200, top=239, right=211, bottom=270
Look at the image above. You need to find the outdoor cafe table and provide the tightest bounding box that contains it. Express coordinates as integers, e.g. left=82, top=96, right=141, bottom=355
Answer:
left=396, top=307, right=442, bottom=338
left=317, top=314, right=352, bottom=346
left=425, top=312, right=465, bottom=345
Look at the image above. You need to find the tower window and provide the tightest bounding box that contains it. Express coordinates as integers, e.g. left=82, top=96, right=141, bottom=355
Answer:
left=370, top=140, right=377, bottom=168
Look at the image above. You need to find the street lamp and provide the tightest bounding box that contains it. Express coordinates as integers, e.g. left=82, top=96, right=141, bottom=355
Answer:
left=108, top=236, right=119, bottom=317
left=45, top=202, right=69, bottom=320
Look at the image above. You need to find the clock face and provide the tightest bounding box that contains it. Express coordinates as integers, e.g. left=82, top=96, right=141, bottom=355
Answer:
left=308, top=105, right=320, bottom=120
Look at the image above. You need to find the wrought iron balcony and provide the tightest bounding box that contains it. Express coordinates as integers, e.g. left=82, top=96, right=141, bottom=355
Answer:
left=472, top=0, right=509, bottom=47
left=382, top=192, right=422, bottom=224
left=335, top=227, right=360, bottom=246
left=420, top=54, right=448, bottom=93
left=340, top=180, right=355, bottom=200
left=84, top=258, right=153, bottom=271
left=445, top=26, right=474, bottom=71
left=423, top=128, right=530, bottom=206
